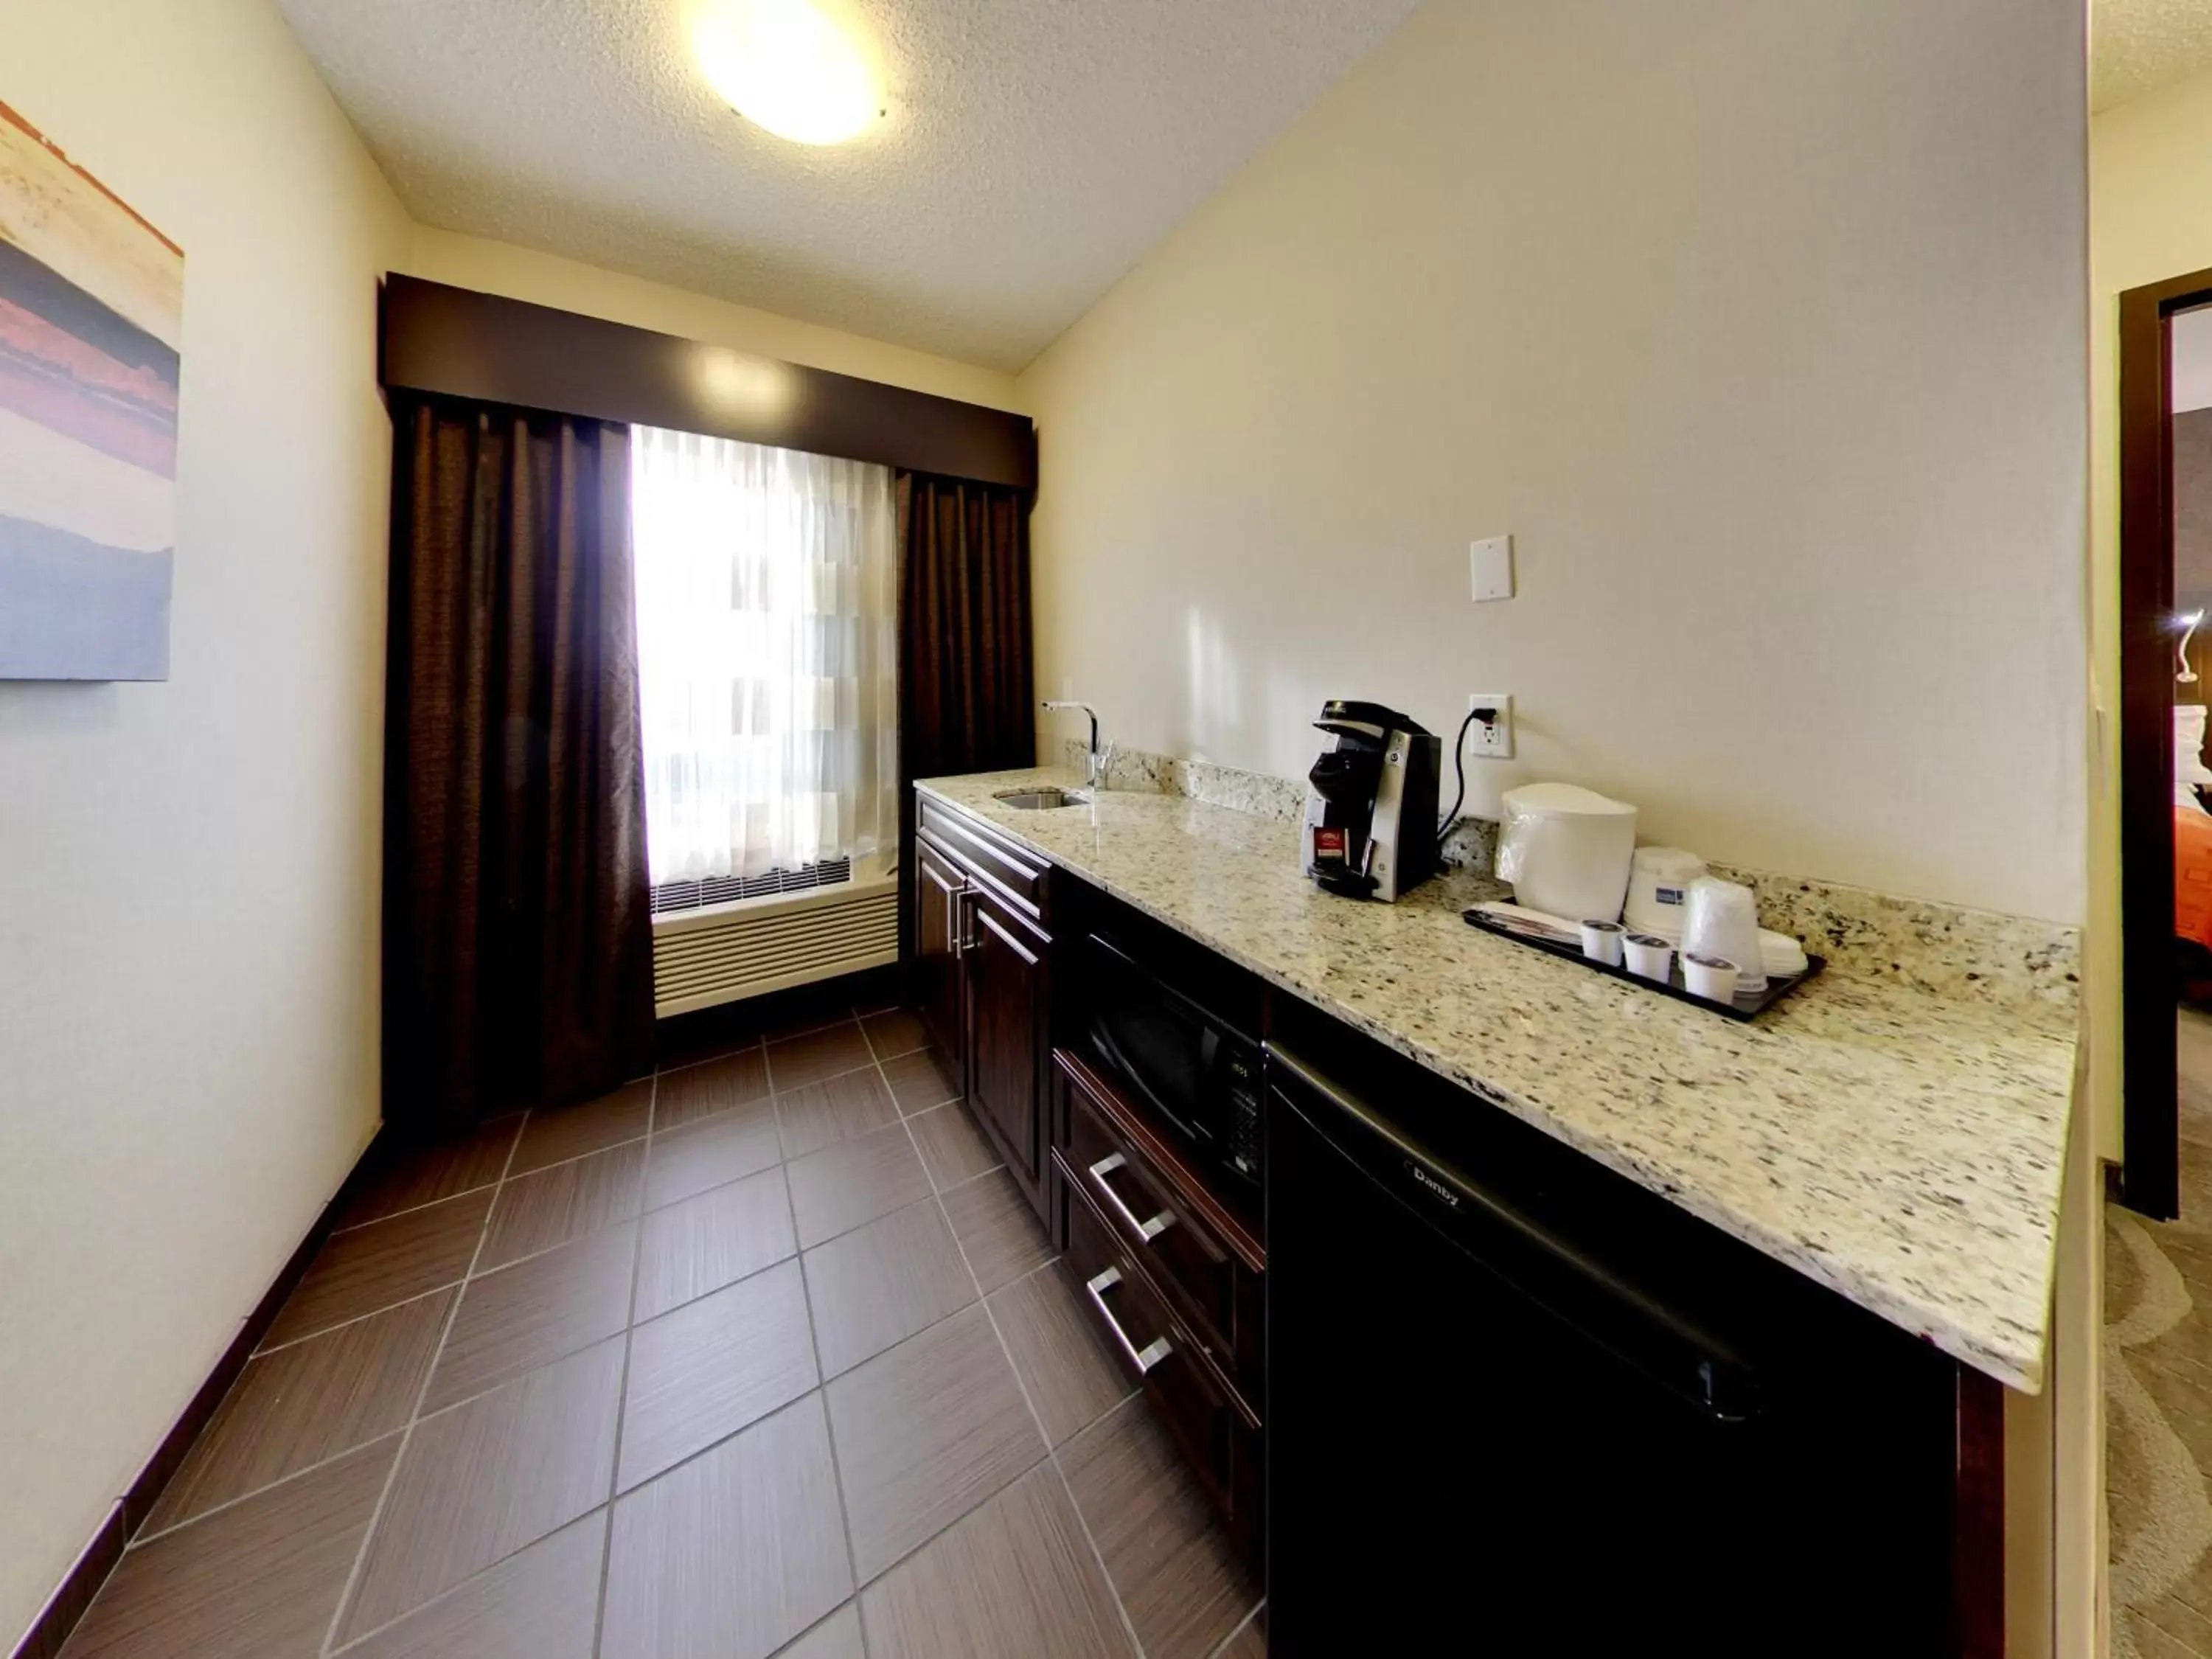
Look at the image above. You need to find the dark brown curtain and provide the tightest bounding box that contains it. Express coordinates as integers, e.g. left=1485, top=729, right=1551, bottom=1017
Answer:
left=897, top=472, right=1036, bottom=785
left=383, top=395, right=656, bottom=1135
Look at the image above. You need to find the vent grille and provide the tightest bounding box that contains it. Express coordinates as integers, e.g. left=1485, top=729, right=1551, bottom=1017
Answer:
left=650, top=874, right=897, bottom=1018
left=650, top=858, right=852, bottom=916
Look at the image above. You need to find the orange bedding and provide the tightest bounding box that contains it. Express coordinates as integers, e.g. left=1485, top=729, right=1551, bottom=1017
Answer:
left=2180, top=807, right=2212, bottom=949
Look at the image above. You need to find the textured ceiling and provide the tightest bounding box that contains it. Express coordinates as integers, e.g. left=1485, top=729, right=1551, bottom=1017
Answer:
left=276, top=0, right=1423, bottom=371
left=2094, top=0, right=2212, bottom=113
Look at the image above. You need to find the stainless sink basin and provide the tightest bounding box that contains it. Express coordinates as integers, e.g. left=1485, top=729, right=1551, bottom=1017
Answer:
left=993, top=786, right=1091, bottom=810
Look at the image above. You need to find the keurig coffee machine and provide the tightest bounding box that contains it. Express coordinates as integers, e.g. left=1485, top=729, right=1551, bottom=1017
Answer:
left=1301, top=700, right=1441, bottom=902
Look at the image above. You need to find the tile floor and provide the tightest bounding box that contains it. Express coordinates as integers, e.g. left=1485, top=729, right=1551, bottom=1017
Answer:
left=59, top=1001, right=1265, bottom=1659
left=2110, top=1007, right=2212, bottom=1659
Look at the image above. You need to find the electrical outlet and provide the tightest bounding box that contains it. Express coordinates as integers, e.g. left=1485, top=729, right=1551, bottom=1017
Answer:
left=1466, top=693, right=1514, bottom=759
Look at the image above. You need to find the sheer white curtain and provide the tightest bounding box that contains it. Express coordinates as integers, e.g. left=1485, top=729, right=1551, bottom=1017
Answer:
left=631, top=427, right=898, bottom=886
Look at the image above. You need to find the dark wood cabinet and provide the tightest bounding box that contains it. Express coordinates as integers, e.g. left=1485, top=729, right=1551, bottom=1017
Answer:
left=1056, top=1047, right=1264, bottom=1407
left=1059, top=1141, right=1264, bottom=1565
left=966, top=886, right=1048, bottom=1206
left=910, top=799, right=1052, bottom=1226
left=911, top=792, right=2006, bottom=1650
left=913, top=838, right=969, bottom=1087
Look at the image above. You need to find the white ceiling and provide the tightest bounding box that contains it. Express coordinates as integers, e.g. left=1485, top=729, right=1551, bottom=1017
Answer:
left=276, top=0, right=1423, bottom=372
left=2094, top=0, right=2212, bottom=113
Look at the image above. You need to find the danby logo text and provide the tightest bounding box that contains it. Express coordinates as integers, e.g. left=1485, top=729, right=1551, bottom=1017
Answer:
left=1405, top=1161, right=1458, bottom=1207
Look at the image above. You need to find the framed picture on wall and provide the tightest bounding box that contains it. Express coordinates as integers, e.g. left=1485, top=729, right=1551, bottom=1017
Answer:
left=0, top=97, right=181, bottom=681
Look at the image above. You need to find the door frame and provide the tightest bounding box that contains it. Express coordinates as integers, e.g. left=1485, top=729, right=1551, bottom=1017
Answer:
left=2116, top=267, right=2212, bottom=1218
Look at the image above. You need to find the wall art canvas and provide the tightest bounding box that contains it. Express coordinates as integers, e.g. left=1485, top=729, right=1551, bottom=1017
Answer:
left=0, top=98, right=181, bottom=681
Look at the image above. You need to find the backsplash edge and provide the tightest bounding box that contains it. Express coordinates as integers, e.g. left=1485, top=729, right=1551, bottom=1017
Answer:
left=1060, top=740, right=2079, bottom=1007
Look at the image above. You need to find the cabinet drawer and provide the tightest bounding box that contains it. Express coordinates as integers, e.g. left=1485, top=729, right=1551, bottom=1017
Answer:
left=1059, top=1155, right=1262, bottom=1553
left=918, top=796, right=1051, bottom=919
left=1062, top=1085, right=1239, bottom=1374
left=1059, top=1056, right=1264, bottom=1397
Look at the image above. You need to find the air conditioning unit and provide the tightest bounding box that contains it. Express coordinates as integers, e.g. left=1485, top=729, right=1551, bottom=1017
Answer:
left=650, top=854, right=898, bottom=1018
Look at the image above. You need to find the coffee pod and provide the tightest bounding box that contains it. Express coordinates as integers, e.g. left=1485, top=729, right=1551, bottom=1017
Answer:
left=1624, top=933, right=1674, bottom=982
left=1683, top=953, right=1740, bottom=1004
left=1579, top=919, right=1625, bottom=967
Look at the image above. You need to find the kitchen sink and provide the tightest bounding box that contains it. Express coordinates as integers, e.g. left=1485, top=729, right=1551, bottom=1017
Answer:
left=993, top=786, right=1091, bottom=810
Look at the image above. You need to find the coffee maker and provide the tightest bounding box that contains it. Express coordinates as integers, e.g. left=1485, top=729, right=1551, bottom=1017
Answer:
left=1301, top=700, right=1441, bottom=902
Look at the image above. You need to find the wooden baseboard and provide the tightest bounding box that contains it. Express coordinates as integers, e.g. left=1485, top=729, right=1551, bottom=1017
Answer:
left=9, top=1124, right=392, bottom=1659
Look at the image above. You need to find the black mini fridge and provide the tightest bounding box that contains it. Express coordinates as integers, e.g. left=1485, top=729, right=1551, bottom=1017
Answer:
left=1263, top=1036, right=1965, bottom=1658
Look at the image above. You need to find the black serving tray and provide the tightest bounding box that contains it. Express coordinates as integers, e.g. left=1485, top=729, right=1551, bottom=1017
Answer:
left=1462, top=911, right=1825, bottom=1022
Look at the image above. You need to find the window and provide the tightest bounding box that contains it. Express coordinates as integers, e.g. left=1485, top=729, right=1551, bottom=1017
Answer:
left=630, top=427, right=898, bottom=888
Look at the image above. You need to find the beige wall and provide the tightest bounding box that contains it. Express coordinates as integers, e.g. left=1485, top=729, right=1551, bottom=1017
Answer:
left=1019, top=0, right=2098, bottom=1643
left=0, top=0, right=409, bottom=1644
left=404, top=227, right=1025, bottom=414
left=2086, top=69, right=2212, bottom=1164
left=0, top=46, right=1021, bottom=1636
left=1019, top=0, right=2088, bottom=925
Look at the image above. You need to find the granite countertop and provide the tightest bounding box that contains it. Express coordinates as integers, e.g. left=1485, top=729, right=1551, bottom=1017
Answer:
left=917, top=767, right=2079, bottom=1391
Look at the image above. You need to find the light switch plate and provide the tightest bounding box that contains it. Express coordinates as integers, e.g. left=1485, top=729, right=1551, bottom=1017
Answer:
left=1470, top=535, right=1514, bottom=602
left=1467, top=694, right=1514, bottom=759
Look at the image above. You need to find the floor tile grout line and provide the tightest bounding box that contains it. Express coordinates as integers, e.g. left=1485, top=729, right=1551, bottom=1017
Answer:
left=156, top=1014, right=965, bottom=1652
left=806, top=1195, right=984, bottom=1385
left=246, top=1276, right=465, bottom=1362
left=654, top=1034, right=766, bottom=1079
left=1208, top=1600, right=1265, bottom=1658
left=911, top=1096, right=1150, bottom=1659
left=779, top=1601, right=867, bottom=1659
left=500, top=1124, right=655, bottom=1186
left=574, top=1380, right=830, bottom=1520
left=335, top=1110, right=664, bottom=1239
left=1045, top=1438, right=1150, bottom=1659
left=326, top=1176, right=504, bottom=1239
left=100, top=1024, right=884, bottom=1645
left=633, top=1166, right=799, bottom=1326
left=980, top=1263, right=1149, bottom=1659
left=515, top=1026, right=1060, bottom=1618
left=325, top=1115, right=526, bottom=1238
left=805, top=1056, right=883, bottom=1613
left=125, top=1424, right=411, bottom=1551
left=141, top=1131, right=528, bottom=1539
left=318, top=1106, right=528, bottom=1657
left=914, top=1107, right=1006, bottom=1197
left=776, top=1099, right=1061, bottom=1599
left=319, top=1503, right=616, bottom=1658
left=894, top=1084, right=1150, bottom=1655
left=766, top=1053, right=895, bottom=1101
left=465, top=1185, right=650, bottom=1283
left=590, top=1071, right=657, bottom=1659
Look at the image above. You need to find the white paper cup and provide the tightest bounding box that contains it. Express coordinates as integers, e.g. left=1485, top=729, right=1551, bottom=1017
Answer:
left=1579, top=919, right=1625, bottom=966
left=1624, top=933, right=1674, bottom=982
left=1680, top=877, right=1767, bottom=993
left=1683, top=953, right=1741, bottom=1004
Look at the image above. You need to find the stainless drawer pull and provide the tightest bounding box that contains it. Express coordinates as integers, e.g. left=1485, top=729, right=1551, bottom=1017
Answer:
left=1085, top=1265, right=1173, bottom=1374
left=1087, top=1152, right=1176, bottom=1242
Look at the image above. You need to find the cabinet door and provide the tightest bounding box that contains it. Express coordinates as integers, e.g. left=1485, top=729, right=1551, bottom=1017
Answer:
left=914, top=840, right=968, bottom=1089
left=966, top=887, right=1048, bottom=1208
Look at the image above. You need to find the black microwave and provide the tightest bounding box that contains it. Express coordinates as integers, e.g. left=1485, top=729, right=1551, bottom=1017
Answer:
left=1082, top=931, right=1262, bottom=1189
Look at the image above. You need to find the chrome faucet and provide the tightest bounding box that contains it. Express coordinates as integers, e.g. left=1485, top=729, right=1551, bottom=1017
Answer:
left=1041, top=700, right=1113, bottom=787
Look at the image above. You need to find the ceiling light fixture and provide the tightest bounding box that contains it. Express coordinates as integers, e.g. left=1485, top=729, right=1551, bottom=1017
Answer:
left=692, top=0, right=880, bottom=146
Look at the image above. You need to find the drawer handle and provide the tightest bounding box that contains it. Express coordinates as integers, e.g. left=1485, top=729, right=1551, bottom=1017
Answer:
left=1087, top=1152, right=1176, bottom=1242
left=1085, top=1265, right=1174, bottom=1375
